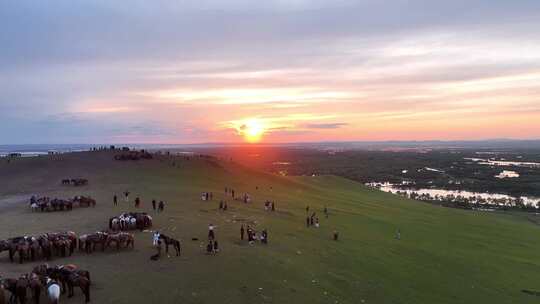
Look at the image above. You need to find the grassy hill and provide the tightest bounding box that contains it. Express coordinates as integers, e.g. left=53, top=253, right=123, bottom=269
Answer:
left=1, top=150, right=540, bottom=304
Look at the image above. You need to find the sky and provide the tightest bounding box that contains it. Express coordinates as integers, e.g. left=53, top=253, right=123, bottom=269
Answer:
left=1, top=0, right=539, bottom=144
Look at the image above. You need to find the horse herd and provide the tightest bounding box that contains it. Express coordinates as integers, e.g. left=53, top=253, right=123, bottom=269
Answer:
left=0, top=229, right=137, bottom=266
left=30, top=196, right=96, bottom=212
left=1, top=263, right=91, bottom=304
left=108, top=212, right=153, bottom=231
left=61, top=179, right=88, bottom=187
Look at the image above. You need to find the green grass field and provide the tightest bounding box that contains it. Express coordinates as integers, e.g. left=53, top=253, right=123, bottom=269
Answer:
left=1, top=150, right=540, bottom=304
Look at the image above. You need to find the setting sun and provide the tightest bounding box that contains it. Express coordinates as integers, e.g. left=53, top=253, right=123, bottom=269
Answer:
left=240, top=119, right=265, bottom=143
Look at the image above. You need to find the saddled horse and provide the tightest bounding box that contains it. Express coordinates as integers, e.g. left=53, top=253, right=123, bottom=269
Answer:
left=15, top=275, right=29, bottom=304
left=49, top=268, right=90, bottom=302
left=106, top=232, right=134, bottom=250
left=28, top=273, right=42, bottom=304
left=74, top=196, right=95, bottom=208
left=159, top=234, right=181, bottom=256
left=79, top=232, right=108, bottom=253
left=2, top=278, right=18, bottom=304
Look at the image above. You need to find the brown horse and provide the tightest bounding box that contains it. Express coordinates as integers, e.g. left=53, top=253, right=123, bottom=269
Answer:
left=79, top=232, right=108, bottom=253
left=49, top=269, right=90, bottom=303
left=66, top=273, right=90, bottom=302
left=28, top=273, right=42, bottom=304
left=16, top=275, right=29, bottom=304
left=2, top=278, right=17, bottom=303
left=16, top=242, right=30, bottom=264
left=159, top=234, right=181, bottom=256
left=106, top=232, right=134, bottom=250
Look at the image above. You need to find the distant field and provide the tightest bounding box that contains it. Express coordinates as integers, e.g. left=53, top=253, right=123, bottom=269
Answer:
left=1, top=151, right=540, bottom=304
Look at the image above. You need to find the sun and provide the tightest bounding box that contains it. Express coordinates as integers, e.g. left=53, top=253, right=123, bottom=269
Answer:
left=240, top=119, right=265, bottom=143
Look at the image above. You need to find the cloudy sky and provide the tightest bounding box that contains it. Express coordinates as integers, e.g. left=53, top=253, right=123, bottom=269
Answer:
left=1, top=0, right=539, bottom=144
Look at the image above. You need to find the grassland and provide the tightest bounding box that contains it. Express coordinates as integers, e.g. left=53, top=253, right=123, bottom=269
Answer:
left=1, top=150, right=540, bottom=304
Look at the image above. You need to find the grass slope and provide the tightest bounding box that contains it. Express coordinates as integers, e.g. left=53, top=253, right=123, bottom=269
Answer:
left=1, top=151, right=540, bottom=304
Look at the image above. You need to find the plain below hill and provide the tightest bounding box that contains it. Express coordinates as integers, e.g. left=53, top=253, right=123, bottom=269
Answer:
left=0, top=150, right=540, bottom=304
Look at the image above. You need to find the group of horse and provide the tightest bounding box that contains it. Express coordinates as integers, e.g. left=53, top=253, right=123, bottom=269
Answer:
left=78, top=231, right=135, bottom=253
left=113, top=150, right=153, bottom=161
left=108, top=212, right=153, bottom=231
left=1, top=263, right=91, bottom=304
left=61, top=179, right=88, bottom=186
left=0, top=232, right=78, bottom=265
left=30, top=196, right=96, bottom=212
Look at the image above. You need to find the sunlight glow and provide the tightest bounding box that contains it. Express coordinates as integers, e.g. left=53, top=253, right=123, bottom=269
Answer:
left=236, top=119, right=266, bottom=143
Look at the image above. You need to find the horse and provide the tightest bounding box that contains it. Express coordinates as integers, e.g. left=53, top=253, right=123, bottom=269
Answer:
left=16, top=241, right=30, bottom=264
left=80, top=232, right=107, bottom=253
left=159, top=234, right=181, bottom=256
left=106, top=232, right=134, bottom=251
left=16, top=275, right=29, bottom=304
left=51, top=270, right=90, bottom=303
left=45, top=278, right=60, bottom=304
left=2, top=278, right=17, bottom=304
left=37, top=237, right=52, bottom=261
left=28, top=273, right=41, bottom=304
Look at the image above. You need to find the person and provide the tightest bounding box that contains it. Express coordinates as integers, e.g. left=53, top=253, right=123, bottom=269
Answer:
left=395, top=229, right=401, bottom=240
left=261, top=229, right=268, bottom=244
left=135, top=197, right=141, bottom=208
left=306, top=216, right=310, bottom=227
left=240, top=224, right=245, bottom=240
left=247, top=226, right=254, bottom=243
left=310, top=215, right=315, bottom=226
left=213, top=240, right=219, bottom=253
left=219, top=200, right=223, bottom=210
left=153, top=231, right=160, bottom=246
left=271, top=201, right=275, bottom=211
left=124, top=191, right=130, bottom=202
left=206, top=241, right=214, bottom=254
left=208, top=224, right=215, bottom=240
left=151, top=240, right=162, bottom=261
left=306, top=205, right=310, bottom=213
left=158, top=201, right=164, bottom=212
left=223, top=202, right=228, bottom=211
left=315, top=218, right=320, bottom=228
left=152, top=199, right=156, bottom=211
left=333, top=230, right=339, bottom=241
left=324, top=206, right=328, bottom=218
left=113, top=195, right=118, bottom=206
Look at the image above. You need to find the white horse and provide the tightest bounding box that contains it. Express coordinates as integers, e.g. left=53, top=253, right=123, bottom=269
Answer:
left=31, top=202, right=39, bottom=212
left=47, top=278, right=60, bottom=304
left=129, top=217, right=137, bottom=229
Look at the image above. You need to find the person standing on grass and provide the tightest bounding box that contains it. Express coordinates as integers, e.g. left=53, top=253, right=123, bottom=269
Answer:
left=271, top=201, right=275, bottom=211
left=395, top=229, right=401, bottom=240
left=240, top=224, right=245, bottom=240
left=158, top=201, right=164, bottom=212
left=306, top=216, right=310, bottom=227
left=135, top=197, right=141, bottom=208
left=324, top=206, right=328, bottom=218
left=208, top=224, right=215, bottom=240
left=152, top=200, right=156, bottom=211
left=213, top=240, right=219, bottom=253
left=153, top=231, right=160, bottom=246
left=113, top=194, right=118, bottom=206
left=124, top=191, right=130, bottom=202
left=262, top=229, right=268, bottom=244
left=333, top=231, right=339, bottom=241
